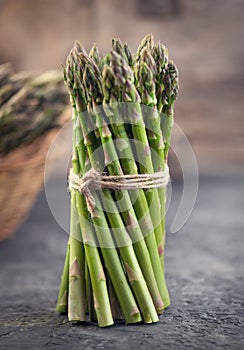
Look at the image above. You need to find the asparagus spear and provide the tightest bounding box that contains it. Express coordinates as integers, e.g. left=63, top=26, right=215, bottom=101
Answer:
left=112, top=38, right=133, bottom=67
left=134, top=34, right=154, bottom=67
left=65, top=57, right=86, bottom=321
left=151, top=41, right=179, bottom=157
left=151, top=42, right=169, bottom=115
left=161, top=60, right=179, bottom=158
left=139, top=42, right=179, bottom=305
left=56, top=242, right=70, bottom=313
left=150, top=42, right=169, bottom=260
left=89, top=44, right=100, bottom=67
left=68, top=186, right=86, bottom=321
left=151, top=47, right=179, bottom=272
left=135, top=48, right=171, bottom=307
left=149, top=43, right=169, bottom=269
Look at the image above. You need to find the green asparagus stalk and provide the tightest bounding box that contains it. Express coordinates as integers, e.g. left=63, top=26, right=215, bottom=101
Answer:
left=82, top=154, right=95, bottom=321
left=151, top=41, right=179, bottom=157
left=135, top=48, right=171, bottom=307
left=151, top=46, right=179, bottom=269
left=66, top=68, right=86, bottom=320
left=56, top=242, right=70, bottom=313
left=161, top=60, right=179, bottom=158
left=137, top=48, right=166, bottom=250
left=148, top=43, right=169, bottom=270
left=68, top=189, right=86, bottom=321
left=151, top=42, right=169, bottom=115
left=139, top=40, right=178, bottom=305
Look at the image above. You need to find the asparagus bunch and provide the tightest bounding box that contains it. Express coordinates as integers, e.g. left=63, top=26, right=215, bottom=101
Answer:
left=56, top=34, right=179, bottom=327
left=0, top=65, right=69, bottom=155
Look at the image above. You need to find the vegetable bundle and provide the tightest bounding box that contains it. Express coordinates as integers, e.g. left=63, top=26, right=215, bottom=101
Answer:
left=56, top=34, right=179, bottom=327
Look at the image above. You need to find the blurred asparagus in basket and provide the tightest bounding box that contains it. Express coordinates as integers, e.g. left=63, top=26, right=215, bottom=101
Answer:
left=0, top=64, right=69, bottom=155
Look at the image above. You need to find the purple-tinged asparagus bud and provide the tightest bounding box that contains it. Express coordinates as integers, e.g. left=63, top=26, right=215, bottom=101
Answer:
left=123, top=42, right=133, bottom=67
left=89, top=43, right=100, bottom=67
left=134, top=34, right=154, bottom=64
left=112, top=38, right=125, bottom=58
left=73, top=40, right=87, bottom=55
left=152, top=42, right=168, bottom=74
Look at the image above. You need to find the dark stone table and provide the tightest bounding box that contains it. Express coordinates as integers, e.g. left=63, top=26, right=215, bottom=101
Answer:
left=0, top=176, right=243, bottom=349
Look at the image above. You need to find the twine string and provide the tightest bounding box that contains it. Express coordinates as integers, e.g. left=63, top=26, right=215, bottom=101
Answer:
left=69, top=165, right=170, bottom=216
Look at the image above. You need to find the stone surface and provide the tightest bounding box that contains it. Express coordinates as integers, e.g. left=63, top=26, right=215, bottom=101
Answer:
left=0, top=176, right=244, bottom=349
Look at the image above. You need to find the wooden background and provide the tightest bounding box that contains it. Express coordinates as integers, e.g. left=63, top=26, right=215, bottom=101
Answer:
left=0, top=0, right=243, bottom=176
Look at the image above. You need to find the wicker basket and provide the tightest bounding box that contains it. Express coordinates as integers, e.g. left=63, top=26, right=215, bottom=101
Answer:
left=0, top=109, right=70, bottom=241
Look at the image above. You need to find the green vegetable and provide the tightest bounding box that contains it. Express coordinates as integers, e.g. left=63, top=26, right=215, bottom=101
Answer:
left=56, top=34, right=179, bottom=327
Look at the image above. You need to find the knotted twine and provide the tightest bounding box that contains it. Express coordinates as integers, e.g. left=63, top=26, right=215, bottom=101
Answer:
left=68, top=164, right=170, bottom=217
